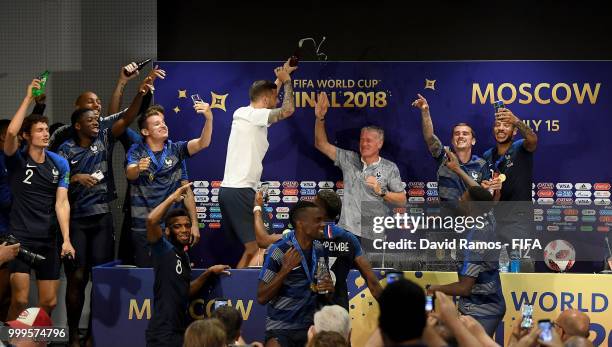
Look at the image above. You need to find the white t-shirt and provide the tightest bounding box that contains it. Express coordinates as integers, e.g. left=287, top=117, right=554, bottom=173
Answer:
left=221, top=106, right=271, bottom=189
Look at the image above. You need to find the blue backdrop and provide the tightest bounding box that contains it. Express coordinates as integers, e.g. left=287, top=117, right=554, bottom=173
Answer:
left=152, top=61, right=612, bottom=267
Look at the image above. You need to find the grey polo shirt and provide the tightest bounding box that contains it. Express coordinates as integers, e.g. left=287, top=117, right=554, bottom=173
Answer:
left=334, top=148, right=405, bottom=237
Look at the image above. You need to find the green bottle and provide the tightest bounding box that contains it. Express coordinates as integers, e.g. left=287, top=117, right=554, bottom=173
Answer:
left=32, top=70, right=49, bottom=97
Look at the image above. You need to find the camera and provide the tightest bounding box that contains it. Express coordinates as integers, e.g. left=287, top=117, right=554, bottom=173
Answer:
left=0, top=234, right=45, bottom=266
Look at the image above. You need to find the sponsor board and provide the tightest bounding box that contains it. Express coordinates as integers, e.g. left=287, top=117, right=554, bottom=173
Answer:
left=534, top=215, right=544, bottom=222
left=410, top=208, right=424, bottom=214
left=268, top=196, right=281, bottom=203
left=300, top=181, right=316, bottom=188
left=582, top=209, right=596, bottom=216
left=537, top=182, right=554, bottom=189
left=554, top=190, right=572, bottom=198
left=555, top=198, right=574, bottom=205
left=408, top=197, right=425, bottom=203
left=267, top=181, right=281, bottom=188
left=272, top=223, right=285, bottom=229
left=210, top=207, right=221, bottom=213
left=580, top=216, right=595, bottom=223
left=197, top=213, right=207, bottom=219
left=300, top=188, right=317, bottom=196
left=282, top=188, right=299, bottom=196
left=563, top=209, right=579, bottom=216
left=264, top=207, right=273, bottom=213
left=282, top=196, right=299, bottom=203
left=537, top=198, right=554, bottom=205
left=336, top=189, right=344, bottom=196
left=546, top=216, right=562, bottom=222
left=276, top=213, right=289, bottom=220
left=276, top=207, right=290, bottom=213
left=193, top=188, right=209, bottom=195
left=580, top=226, right=594, bottom=232
left=597, top=226, right=611, bottom=232
left=283, top=181, right=299, bottom=188
left=268, top=189, right=281, bottom=196
left=211, top=188, right=219, bottom=195
left=600, top=209, right=612, bottom=216
left=299, top=196, right=316, bottom=202
left=427, top=197, right=439, bottom=203
left=210, top=213, right=222, bottom=219
left=209, top=223, right=221, bottom=229
left=211, top=181, right=222, bottom=188
left=599, top=216, right=612, bottom=223
left=547, top=225, right=560, bottom=231
left=595, top=191, right=611, bottom=198
left=575, top=183, right=592, bottom=190
left=575, top=198, right=592, bottom=205
left=538, top=190, right=555, bottom=198
left=547, top=209, right=561, bottom=215
left=426, top=182, right=438, bottom=189
left=562, top=225, right=577, bottom=232
left=564, top=216, right=578, bottom=222
left=408, top=182, right=425, bottom=188
left=196, top=207, right=207, bottom=213
left=318, top=181, right=334, bottom=189
left=575, top=191, right=592, bottom=198
left=408, top=189, right=425, bottom=197
left=555, top=183, right=573, bottom=190
left=595, top=199, right=611, bottom=206
left=195, top=196, right=209, bottom=203
left=426, top=189, right=438, bottom=197
left=534, top=209, right=544, bottom=215
left=211, top=196, right=219, bottom=203
left=594, top=183, right=611, bottom=191
left=194, top=181, right=209, bottom=188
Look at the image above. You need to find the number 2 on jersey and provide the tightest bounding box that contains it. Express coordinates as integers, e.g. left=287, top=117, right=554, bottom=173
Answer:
left=23, top=169, right=34, bottom=185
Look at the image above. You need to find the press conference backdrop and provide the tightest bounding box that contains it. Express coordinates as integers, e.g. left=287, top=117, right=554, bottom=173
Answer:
left=153, top=61, right=612, bottom=267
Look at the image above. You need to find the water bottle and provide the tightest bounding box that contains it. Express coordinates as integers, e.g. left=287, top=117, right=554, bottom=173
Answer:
left=499, top=245, right=510, bottom=273
left=316, top=257, right=330, bottom=294
left=510, top=249, right=521, bottom=273
left=32, top=70, right=49, bottom=97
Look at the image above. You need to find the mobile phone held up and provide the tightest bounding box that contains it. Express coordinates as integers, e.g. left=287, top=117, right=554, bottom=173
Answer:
left=425, top=295, right=435, bottom=313
left=493, top=100, right=505, bottom=115
left=214, top=298, right=229, bottom=311
left=385, top=271, right=402, bottom=284
left=520, top=304, right=533, bottom=329
left=538, top=319, right=553, bottom=342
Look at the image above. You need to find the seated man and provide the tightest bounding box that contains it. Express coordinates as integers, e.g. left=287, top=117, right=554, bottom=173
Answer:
left=307, top=305, right=351, bottom=343
left=145, top=183, right=229, bottom=347
left=555, top=309, right=591, bottom=342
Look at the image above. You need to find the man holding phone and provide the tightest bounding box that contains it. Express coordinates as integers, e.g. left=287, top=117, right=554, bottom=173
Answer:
left=126, top=99, right=213, bottom=267
left=483, top=103, right=538, bottom=271
left=146, top=183, right=229, bottom=347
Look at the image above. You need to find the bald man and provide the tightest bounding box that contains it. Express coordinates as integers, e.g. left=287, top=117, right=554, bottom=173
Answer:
left=555, top=309, right=591, bottom=342
left=564, top=336, right=594, bottom=347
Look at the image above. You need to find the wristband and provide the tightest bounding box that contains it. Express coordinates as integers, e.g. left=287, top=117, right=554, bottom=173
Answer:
left=253, top=206, right=262, bottom=213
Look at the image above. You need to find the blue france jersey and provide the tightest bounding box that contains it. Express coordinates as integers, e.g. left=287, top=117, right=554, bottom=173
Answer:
left=127, top=140, right=190, bottom=232
left=5, top=149, right=70, bottom=239
left=434, top=148, right=490, bottom=202
left=57, top=121, right=117, bottom=218
left=259, top=239, right=326, bottom=331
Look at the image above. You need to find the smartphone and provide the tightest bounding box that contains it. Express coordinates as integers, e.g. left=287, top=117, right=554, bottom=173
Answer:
left=191, top=94, right=203, bottom=105
left=425, top=295, right=434, bottom=312
left=493, top=100, right=505, bottom=114
left=385, top=271, right=402, bottom=284
left=91, top=170, right=104, bottom=181
left=538, top=319, right=552, bottom=342
left=520, top=304, right=533, bottom=329
left=214, top=298, right=229, bottom=311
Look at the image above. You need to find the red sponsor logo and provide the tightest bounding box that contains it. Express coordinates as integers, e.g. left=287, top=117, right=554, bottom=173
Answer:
left=336, top=181, right=344, bottom=189
left=282, top=181, right=299, bottom=188
left=282, top=188, right=299, bottom=196
left=563, top=209, right=579, bottom=216
left=537, top=190, right=554, bottom=198
left=408, top=189, right=425, bottom=197
left=393, top=207, right=407, bottom=214
left=598, top=226, right=611, bottom=232
left=599, top=216, right=612, bottom=223
left=537, top=183, right=554, bottom=189
left=209, top=223, right=221, bottom=229
left=211, top=181, right=222, bottom=188
left=595, top=183, right=611, bottom=191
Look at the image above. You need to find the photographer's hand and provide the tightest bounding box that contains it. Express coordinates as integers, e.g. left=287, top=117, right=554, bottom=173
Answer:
left=0, top=242, right=20, bottom=264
